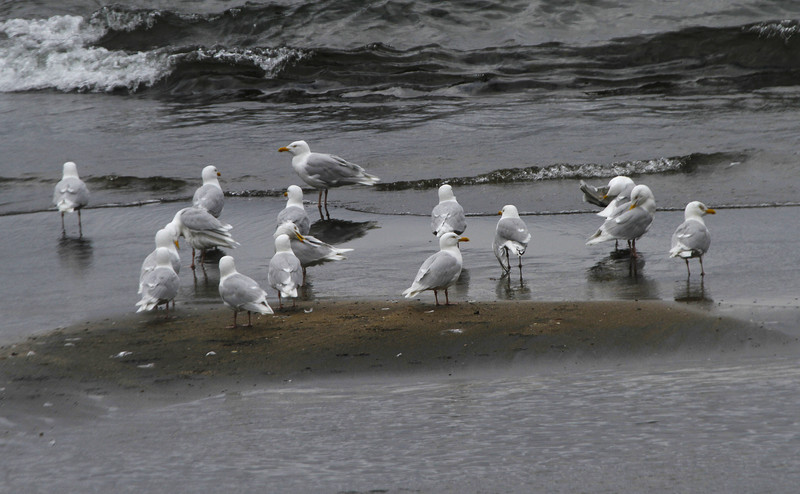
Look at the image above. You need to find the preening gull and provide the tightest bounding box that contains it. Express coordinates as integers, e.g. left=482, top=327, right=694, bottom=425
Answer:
left=597, top=176, right=636, bottom=219
left=277, top=185, right=311, bottom=235
left=403, top=232, right=469, bottom=306
left=493, top=205, right=531, bottom=276
left=586, top=184, right=656, bottom=258
left=139, top=225, right=181, bottom=292
left=53, top=161, right=90, bottom=236
left=431, top=184, right=466, bottom=237
left=218, top=255, right=273, bottom=328
left=168, top=206, right=239, bottom=269
left=669, top=201, right=716, bottom=276
left=192, top=165, right=224, bottom=218
left=278, top=140, right=380, bottom=220
left=274, top=222, right=352, bottom=282
left=268, top=233, right=304, bottom=308
left=135, top=247, right=180, bottom=316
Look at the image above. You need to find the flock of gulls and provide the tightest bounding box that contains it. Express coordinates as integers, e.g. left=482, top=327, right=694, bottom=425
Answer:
left=52, top=141, right=716, bottom=327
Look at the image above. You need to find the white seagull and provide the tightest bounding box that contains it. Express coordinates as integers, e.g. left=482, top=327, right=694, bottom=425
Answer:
left=669, top=201, right=716, bottom=277
left=274, top=222, right=352, bottom=283
left=403, top=232, right=469, bottom=306
left=586, top=184, right=656, bottom=258
left=218, top=255, right=274, bottom=328
left=135, top=247, right=180, bottom=316
left=277, top=185, right=311, bottom=235
left=192, top=165, right=224, bottom=218
left=493, top=205, right=531, bottom=276
left=278, top=140, right=380, bottom=220
left=596, top=176, right=636, bottom=219
left=139, top=224, right=181, bottom=292
left=53, top=161, right=90, bottom=236
left=168, top=206, right=239, bottom=269
left=431, top=184, right=467, bottom=237
left=268, top=233, right=305, bottom=308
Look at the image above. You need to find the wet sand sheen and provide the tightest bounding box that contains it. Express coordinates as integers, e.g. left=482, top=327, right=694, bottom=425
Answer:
left=1, top=300, right=794, bottom=405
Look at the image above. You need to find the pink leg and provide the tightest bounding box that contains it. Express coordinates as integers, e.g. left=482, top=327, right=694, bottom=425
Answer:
left=434, top=290, right=440, bottom=306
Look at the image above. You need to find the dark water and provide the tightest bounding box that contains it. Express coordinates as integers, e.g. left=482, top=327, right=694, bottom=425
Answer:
left=3, top=1, right=800, bottom=491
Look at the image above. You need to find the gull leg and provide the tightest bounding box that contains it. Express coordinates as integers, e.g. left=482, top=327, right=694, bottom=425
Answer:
left=685, top=259, right=691, bottom=277
left=78, top=210, right=83, bottom=237
left=699, top=256, right=705, bottom=277
left=190, top=248, right=196, bottom=270
left=324, top=189, right=330, bottom=220
left=302, top=267, right=307, bottom=285
left=246, top=311, right=252, bottom=327
left=278, top=292, right=283, bottom=309
left=434, top=290, right=440, bottom=306
left=61, top=212, right=66, bottom=234
left=444, top=289, right=454, bottom=306
left=317, top=189, right=325, bottom=220
left=228, top=311, right=238, bottom=329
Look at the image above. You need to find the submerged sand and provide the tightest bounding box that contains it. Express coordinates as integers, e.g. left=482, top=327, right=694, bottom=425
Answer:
left=1, top=301, right=794, bottom=404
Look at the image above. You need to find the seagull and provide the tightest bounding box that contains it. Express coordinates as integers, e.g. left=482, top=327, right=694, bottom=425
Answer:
left=278, top=140, right=380, bottom=220
left=274, top=222, right=352, bottom=283
left=53, top=161, right=90, bottom=236
left=403, top=232, right=469, bottom=306
left=431, top=184, right=467, bottom=237
left=597, top=176, right=636, bottom=219
left=493, top=205, right=531, bottom=276
left=192, top=165, right=224, bottom=218
left=277, top=185, right=310, bottom=235
left=670, top=201, right=716, bottom=276
left=218, top=255, right=274, bottom=328
left=136, top=247, right=180, bottom=316
left=268, top=233, right=304, bottom=309
left=167, top=206, right=239, bottom=269
left=586, top=184, right=656, bottom=258
left=139, top=224, right=181, bottom=291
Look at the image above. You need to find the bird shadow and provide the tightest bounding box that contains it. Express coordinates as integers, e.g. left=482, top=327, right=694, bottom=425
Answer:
left=494, top=272, right=532, bottom=300
left=57, top=235, right=94, bottom=271
left=587, top=250, right=645, bottom=281
left=309, top=219, right=379, bottom=244
left=673, top=278, right=713, bottom=305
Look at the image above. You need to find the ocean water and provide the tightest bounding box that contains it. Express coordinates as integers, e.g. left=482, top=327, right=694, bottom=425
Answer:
left=2, top=0, right=800, bottom=491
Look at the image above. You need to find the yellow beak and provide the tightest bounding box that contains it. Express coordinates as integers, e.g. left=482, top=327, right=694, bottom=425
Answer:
left=497, top=211, right=502, bottom=215
left=458, top=236, right=470, bottom=243
left=216, top=172, right=221, bottom=177
left=284, top=191, right=288, bottom=197
left=278, top=147, right=289, bottom=152
left=174, top=240, right=180, bottom=249
left=706, top=208, right=716, bottom=214
left=629, top=203, right=637, bottom=210
left=295, top=232, right=305, bottom=242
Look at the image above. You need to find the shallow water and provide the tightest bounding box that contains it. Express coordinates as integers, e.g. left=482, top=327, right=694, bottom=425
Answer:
left=3, top=1, right=800, bottom=491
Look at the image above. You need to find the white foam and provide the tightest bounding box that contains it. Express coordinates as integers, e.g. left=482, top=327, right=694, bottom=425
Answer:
left=0, top=15, right=171, bottom=93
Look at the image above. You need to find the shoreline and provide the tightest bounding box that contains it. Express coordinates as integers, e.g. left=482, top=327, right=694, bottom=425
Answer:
left=2, top=300, right=795, bottom=406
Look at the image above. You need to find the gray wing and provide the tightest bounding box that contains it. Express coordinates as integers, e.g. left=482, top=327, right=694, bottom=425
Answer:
left=221, top=273, right=265, bottom=309
left=579, top=180, right=610, bottom=207
left=181, top=207, right=230, bottom=233
left=192, top=184, right=224, bottom=218
left=305, top=152, right=376, bottom=187
left=268, top=252, right=303, bottom=287
left=277, top=207, right=310, bottom=235
left=290, top=234, right=351, bottom=267
left=413, top=252, right=461, bottom=291
left=53, top=177, right=90, bottom=211
left=671, top=220, right=710, bottom=256
left=143, top=267, right=179, bottom=301
left=431, top=202, right=466, bottom=235
left=602, top=207, right=653, bottom=241
left=496, top=217, right=530, bottom=246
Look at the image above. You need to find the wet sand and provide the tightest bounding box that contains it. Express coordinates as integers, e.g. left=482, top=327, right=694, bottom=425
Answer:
left=1, top=300, right=795, bottom=414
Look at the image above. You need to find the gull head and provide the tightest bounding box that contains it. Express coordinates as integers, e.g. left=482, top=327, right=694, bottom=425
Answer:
left=219, top=255, right=237, bottom=278
left=439, top=232, right=469, bottom=249
left=437, top=184, right=456, bottom=202
left=499, top=204, right=520, bottom=219
left=62, top=161, right=80, bottom=179
left=685, top=201, right=716, bottom=219
left=201, top=165, right=221, bottom=182
left=604, top=176, right=634, bottom=199
left=278, top=140, right=310, bottom=156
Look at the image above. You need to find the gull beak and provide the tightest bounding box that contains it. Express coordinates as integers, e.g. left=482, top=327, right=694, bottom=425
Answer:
left=497, top=211, right=502, bottom=215
left=295, top=232, right=305, bottom=242
left=284, top=191, right=288, bottom=197
left=706, top=208, right=716, bottom=214
left=216, top=171, right=221, bottom=177
left=458, top=236, right=470, bottom=243
left=278, top=147, right=289, bottom=152
left=174, top=240, right=180, bottom=249
left=602, top=194, right=609, bottom=200
left=629, top=203, right=638, bottom=210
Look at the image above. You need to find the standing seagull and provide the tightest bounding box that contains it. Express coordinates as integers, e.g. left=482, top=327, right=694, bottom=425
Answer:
left=218, top=256, right=274, bottom=328
left=403, top=232, right=470, bottom=306
left=274, top=222, right=352, bottom=283
left=168, top=206, right=239, bottom=269
left=277, top=185, right=311, bottom=235
left=268, top=233, right=305, bottom=309
left=53, top=161, right=90, bottom=236
left=586, top=184, right=656, bottom=258
left=669, top=201, right=716, bottom=277
left=136, top=247, right=180, bottom=316
left=493, top=205, right=531, bottom=276
left=431, top=184, right=467, bottom=237
left=192, top=165, right=224, bottom=218
left=278, top=140, right=380, bottom=220
left=139, top=225, right=181, bottom=289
